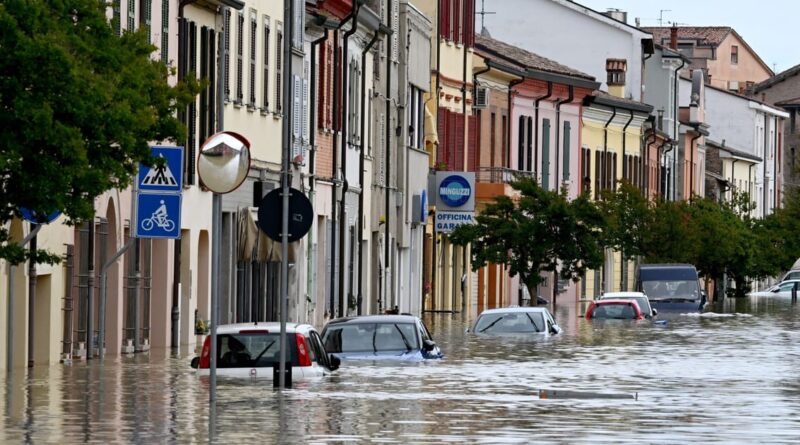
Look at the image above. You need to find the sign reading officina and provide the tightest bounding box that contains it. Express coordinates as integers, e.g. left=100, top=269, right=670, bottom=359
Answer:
left=434, top=171, right=475, bottom=233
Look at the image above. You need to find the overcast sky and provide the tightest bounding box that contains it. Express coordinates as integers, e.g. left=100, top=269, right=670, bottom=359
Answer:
left=575, top=0, right=796, bottom=73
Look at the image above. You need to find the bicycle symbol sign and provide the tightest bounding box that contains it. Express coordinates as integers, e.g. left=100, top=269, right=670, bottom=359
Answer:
left=134, top=193, right=181, bottom=239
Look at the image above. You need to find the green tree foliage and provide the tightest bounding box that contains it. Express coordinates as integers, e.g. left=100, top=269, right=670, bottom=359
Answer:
left=597, top=181, right=650, bottom=258
left=0, top=0, right=199, bottom=264
left=449, top=178, right=605, bottom=297
left=640, top=199, right=698, bottom=264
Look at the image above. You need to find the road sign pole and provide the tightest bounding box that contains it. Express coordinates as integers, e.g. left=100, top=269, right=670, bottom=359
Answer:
left=209, top=193, right=220, bottom=402
left=98, top=237, right=135, bottom=360
left=278, top=0, right=293, bottom=390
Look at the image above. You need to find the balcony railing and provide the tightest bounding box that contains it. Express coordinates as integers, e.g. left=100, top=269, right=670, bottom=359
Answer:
left=476, top=167, right=536, bottom=184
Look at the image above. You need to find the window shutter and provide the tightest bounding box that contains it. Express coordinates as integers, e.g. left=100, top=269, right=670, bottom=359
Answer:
left=199, top=26, right=208, bottom=143
left=541, top=118, right=551, bottom=190
left=468, top=115, right=478, bottom=172
left=224, top=9, right=231, bottom=101
left=140, top=0, right=153, bottom=38
left=562, top=121, right=571, bottom=181
left=465, top=0, right=475, bottom=47
left=236, top=12, right=244, bottom=103
left=127, top=0, right=135, bottom=31
left=379, top=112, right=386, bottom=184
left=160, top=0, right=169, bottom=63
left=207, top=29, right=216, bottom=135
left=249, top=11, right=257, bottom=107
left=318, top=40, right=326, bottom=128
left=454, top=114, right=465, bottom=171
left=453, top=0, right=461, bottom=44
left=187, top=22, right=198, bottom=186
left=448, top=110, right=459, bottom=170
left=517, top=115, right=525, bottom=171
left=302, top=61, right=310, bottom=144
left=439, top=0, right=449, bottom=40
left=526, top=116, right=533, bottom=172
left=437, top=108, right=447, bottom=166
left=293, top=74, right=302, bottom=158
left=262, top=16, right=270, bottom=111
left=112, top=1, right=121, bottom=36
left=292, top=0, right=304, bottom=49
left=595, top=151, right=602, bottom=199
left=275, top=23, right=283, bottom=113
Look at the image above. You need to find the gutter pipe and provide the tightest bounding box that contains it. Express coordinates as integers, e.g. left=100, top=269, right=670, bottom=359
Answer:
left=338, top=1, right=360, bottom=319
left=689, top=130, right=702, bottom=199
left=621, top=109, right=634, bottom=185
left=383, top=2, right=392, bottom=313
left=533, top=83, right=553, bottom=179
left=603, top=106, right=617, bottom=195
left=672, top=58, right=686, bottom=201
left=554, top=86, right=574, bottom=189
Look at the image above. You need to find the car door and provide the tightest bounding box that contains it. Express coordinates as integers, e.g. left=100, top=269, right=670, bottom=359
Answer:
left=545, top=311, right=560, bottom=335
left=307, top=331, right=331, bottom=376
left=776, top=281, right=798, bottom=298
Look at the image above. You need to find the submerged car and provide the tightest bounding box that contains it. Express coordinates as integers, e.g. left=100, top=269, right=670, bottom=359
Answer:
left=585, top=299, right=644, bottom=320
left=748, top=279, right=800, bottom=298
left=192, top=322, right=339, bottom=380
left=599, top=292, right=657, bottom=319
left=469, top=307, right=561, bottom=336
left=636, top=264, right=706, bottom=312
left=321, top=315, right=443, bottom=361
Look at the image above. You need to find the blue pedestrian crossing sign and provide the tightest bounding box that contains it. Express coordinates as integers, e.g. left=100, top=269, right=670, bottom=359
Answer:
left=134, top=193, right=182, bottom=239
left=138, top=146, right=184, bottom=193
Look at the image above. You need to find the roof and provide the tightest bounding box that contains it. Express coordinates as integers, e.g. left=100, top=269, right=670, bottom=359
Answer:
left=644, top=26, right=773, bottom=75
left=775, top=97, right=800, bottom=107
left=753, top=63, right=800, bottom=93
left=475, top=33, right=594, bottom=81
left=215, top=322, right=312, bottom=334
left=587, top=90, right=653, bottom=114
left=706, top=139, right=762, bottom=163
left=325, top=314, right=420, bottom=325
left=561, top=0, right=653, bottom=38
left=478, top=307, right=553, bottom=315
left=642, top=26, right=732, bottom=47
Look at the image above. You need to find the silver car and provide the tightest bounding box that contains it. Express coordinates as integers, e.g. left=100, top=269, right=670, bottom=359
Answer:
left=599, top=292, right=657, bottom=319
left=748, top=280, right=800, bottom=298
left=469, top=307, right=561, bottom=336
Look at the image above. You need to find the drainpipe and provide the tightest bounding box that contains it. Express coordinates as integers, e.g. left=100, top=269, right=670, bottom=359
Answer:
left=689, top=130, right=702, bottom=199
left=749, top=163, right=756, bottom=213
left=309, top=30, right=330, bottom=194
left=357, top=30, right=382, bottom=316
left=534, top=83, right=553, bottom=178
left=338, top=2, right=360, bottom=319
left=384, top=3, right=393, bottom=313
left=619, top=109, right=634, bottom=187
left=329, top=11, right=356, bottom=318
left=603, top=106, right=617, bottom=194
left=554, top=86, right=573, bottom=188
left=764, top=113, right=769, bottom=217
left=660, top=138, right=673, bottom=200
left=673, top=58, right=686, bottom=201
left=508, top=78, right=524, bottom=168
left=731, top=158, right=739, bottom=201
left=643, top=125, right=657, bottom=197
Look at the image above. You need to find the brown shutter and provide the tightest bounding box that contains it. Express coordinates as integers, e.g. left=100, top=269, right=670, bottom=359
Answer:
left=467, top=115, right=478, bottom=172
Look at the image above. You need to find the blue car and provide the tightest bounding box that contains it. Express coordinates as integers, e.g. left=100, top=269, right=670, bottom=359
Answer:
left=321, top=315, right=443, bottom=362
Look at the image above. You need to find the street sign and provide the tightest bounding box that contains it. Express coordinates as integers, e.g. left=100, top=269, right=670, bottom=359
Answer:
left=435, top=171, right=475, bottom=211
left=435, top=210, right=474, bottom=234
left=134, top=193, right=182, bottom=239
left=257, top=187, right=313, bottom=243
left=19, top=208, right=61, bottom=224
left=138, top=146, right=184, bottom=193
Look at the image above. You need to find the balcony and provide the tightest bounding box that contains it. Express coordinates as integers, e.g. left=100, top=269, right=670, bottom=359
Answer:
left=476, top=167, right=535, bottom=201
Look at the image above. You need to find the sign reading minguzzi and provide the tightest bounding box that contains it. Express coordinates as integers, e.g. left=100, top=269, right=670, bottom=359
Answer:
left=434, top=171, right=475, bottom=233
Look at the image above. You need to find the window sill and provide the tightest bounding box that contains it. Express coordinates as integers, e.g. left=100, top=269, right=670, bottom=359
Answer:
left=247, top=104, right=257, bottom=112
left=260, top=109, right=269, bottom=116
left=273, top=112, right=282, bottom=120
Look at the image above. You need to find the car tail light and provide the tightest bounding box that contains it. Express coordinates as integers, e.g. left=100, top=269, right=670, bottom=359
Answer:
left=199, top=336, right=211, bottom=369
left=295, top=333, right=312, bottom=367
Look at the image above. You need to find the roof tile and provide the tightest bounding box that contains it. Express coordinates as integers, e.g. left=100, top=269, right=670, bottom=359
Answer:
left=474, top=34, right=594, bottom=81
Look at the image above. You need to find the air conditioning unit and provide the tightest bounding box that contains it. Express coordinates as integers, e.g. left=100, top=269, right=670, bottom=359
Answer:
left=728, top=80, right=739, bottom=92
left=474, top=86, right=489, bottom=108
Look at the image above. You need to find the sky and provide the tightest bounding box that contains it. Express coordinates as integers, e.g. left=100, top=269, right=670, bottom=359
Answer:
left=575, top=0, right=797, bottom=74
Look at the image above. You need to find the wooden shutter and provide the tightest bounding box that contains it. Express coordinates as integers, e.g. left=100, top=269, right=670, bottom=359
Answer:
left=437, top=108, right=447, bottom=166
left=526, top=116, right=533, bottom=172
left=453, top=0, right=461, bottom=44
left=467, top=115, right=478, bottom=172
left=562, top=121, right=571, bottom=181
left=517, top=115, right=525, bottom=171
left=464, top=0, right=475, bottom=47
left=541, top=119, right=551, bottom=189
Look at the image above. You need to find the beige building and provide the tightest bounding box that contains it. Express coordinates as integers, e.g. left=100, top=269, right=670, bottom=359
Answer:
left=643, top=26, right=773, bottom=94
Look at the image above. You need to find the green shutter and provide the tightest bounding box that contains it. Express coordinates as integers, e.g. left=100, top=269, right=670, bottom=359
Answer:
left=563, top=121, right=571, bottom=181
left=542, top=119, right=551, bottom=190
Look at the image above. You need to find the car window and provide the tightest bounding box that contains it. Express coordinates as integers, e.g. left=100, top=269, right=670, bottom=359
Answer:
left=309, top=331, right=329, bottom=367
left=418, top=321, right=430, bottom=341
left=217, top=333, right=298, bottom=368
left=779, top=282, right=797, bottom=292
left=592, top=304, right=636, bottom=320
left=323, top=323, right=420, bottom=353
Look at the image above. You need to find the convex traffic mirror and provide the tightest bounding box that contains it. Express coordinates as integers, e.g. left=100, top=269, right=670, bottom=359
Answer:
left=197, top=131, right=251, bottom=194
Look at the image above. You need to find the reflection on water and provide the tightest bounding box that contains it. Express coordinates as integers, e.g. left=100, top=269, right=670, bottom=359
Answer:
left=2, top=297, right=800, bottom=443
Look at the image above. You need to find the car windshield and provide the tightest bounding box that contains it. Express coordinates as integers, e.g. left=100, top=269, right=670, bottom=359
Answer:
left=591, top=304, right=637, bottom=320
left=642, top=280, right=699, bottom=300
left=217, top=333, right=298, bottom=368
left=474, top=312, right=545, bottom=333
left=323, top=323, right=420, bottom=353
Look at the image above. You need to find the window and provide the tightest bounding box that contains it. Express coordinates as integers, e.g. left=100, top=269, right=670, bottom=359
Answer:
left=608, top=71, right=625, bottom=85
left=248, top=10, right=257, bottom=108
left=127, top=0, right=135, bottom=31
left=562, top=121, right=571, bottom=181
left=160, top=1, right=169, bottom=63
left=139, top=0, right=152, bottom=37
left=541, top=118, right=551, bottom=189
left=407, top=86, right=424, bottom=149
left=224, top=9, right=231, bottom=101
left=490, top=112, right=496, bottom=168
left=112, top=0, right=121, bottom=36
left=275, top=22, right=283, bottom=114
left=262, top=16, right=270, bottom=112
left=235, top=11, right=244, bottom=104
left=581, top=147, right=591, bottom=193
left=502, top=115, right=507, bottom=168
left=731, top=45, right=738, bottom=64
left=438, top=0, right=475, bottom=46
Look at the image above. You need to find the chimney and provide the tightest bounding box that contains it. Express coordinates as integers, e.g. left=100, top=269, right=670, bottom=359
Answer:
left=670, top=25, right=678, bottom=50
left=603, top=8, right=628, bottom=24
left=606, top=58, right=627, bottom=98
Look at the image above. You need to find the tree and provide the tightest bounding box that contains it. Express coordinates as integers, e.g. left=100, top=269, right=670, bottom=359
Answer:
left=640, top=199, right=698, bottom=264
left=449, top=177, right=605, bottom=300
left=597, top=181, right=650, bottom=258
left=0, top=0, right=199, bottom=264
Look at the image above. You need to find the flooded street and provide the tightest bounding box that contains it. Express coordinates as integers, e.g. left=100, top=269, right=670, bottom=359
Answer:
left=2, top=297, right=800, bottom=444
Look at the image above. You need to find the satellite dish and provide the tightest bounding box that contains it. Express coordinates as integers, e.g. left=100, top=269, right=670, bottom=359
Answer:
left=197, top=131, right=251, bottom=194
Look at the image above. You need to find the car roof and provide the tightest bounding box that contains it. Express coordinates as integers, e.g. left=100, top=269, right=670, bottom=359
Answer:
left=215, top=322, right=315, bottom=335
left=593, top=299, right=641, bottom=308
left=600, top=292, right=647, bottom=299
left=325, top=314, right=420, bottom=325
left=478, top=307, right=551, bottom=315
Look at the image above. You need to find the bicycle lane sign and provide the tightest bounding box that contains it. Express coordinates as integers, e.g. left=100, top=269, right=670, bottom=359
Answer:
left=134, top=193, right=181, bottom=239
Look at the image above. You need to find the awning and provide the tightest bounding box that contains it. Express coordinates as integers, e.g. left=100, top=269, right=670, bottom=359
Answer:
left=237, top=208, right=296, bottom=263
left=424, top=102, right=439, bottom=146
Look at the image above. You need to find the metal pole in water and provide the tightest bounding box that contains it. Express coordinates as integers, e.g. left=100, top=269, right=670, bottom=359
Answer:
left=7, top=224, right=43, bottom=371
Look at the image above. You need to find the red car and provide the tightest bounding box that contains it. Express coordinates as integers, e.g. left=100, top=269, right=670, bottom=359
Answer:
left=585, top=299, right=644, bottom=320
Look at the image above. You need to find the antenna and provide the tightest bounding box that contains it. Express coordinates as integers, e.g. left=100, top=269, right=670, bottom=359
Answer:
left=476, top=0, right=496, bottom=33
left=659, top=9, right=671, bottom=26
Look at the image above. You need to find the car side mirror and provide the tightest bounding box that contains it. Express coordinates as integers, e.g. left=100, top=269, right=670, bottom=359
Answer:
left=190, top=357, right=199, bottom=369
left=550, top=325, right=560, bottom=335
left=328, top=354, right=341, bottom=371
left=422, top=339, right=436, bottom=352
left=652, top=308, right=658, bottom=316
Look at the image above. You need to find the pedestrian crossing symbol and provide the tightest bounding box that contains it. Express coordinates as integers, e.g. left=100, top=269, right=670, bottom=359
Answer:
left=138, top=146, right=184, bottom=193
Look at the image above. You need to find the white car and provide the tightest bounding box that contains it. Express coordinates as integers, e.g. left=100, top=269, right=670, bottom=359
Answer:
left=748, top=280, right=800, bottom=298
left=469, top=307, right=561, bottom=335
left=192, top=322, right=339, bottom=380
left=599, top=291, right=657, bottom=318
